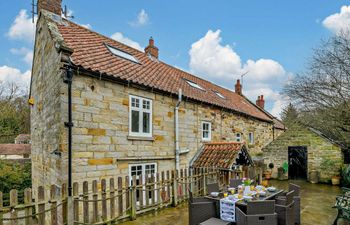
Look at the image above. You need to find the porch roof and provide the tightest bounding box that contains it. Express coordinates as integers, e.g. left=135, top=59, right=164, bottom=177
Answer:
left=191, top=142, right=253, bottom=170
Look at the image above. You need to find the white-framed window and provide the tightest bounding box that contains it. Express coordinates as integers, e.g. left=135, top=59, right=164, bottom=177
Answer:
left=248, top=132, right=254, bottom=144
left=129, top=163, right=157, bottom=203
left=202, top=121, right=212, bottom=141
left=129, top=95, right=152, bottom=137
left=236, top=133, right=242, bottom=142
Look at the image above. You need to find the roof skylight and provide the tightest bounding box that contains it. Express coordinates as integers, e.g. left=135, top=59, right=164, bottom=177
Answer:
left=185, top=80, right=205, bottom=91
left=214, top=91, right=225, bottom=99
left=106, top=44, right=139, bottom=63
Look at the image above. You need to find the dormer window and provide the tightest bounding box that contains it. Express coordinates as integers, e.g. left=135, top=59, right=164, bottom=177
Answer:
left=106, top=44, right=139, bottom=63
left=185, top=80, right=205, bottom=91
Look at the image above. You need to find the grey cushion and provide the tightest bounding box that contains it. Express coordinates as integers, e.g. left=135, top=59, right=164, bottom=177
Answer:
left=199, top=217, right=232, bottom=225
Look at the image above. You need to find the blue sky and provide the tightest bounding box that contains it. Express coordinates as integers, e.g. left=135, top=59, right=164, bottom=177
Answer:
left=0, top=0, right=349, bottom=117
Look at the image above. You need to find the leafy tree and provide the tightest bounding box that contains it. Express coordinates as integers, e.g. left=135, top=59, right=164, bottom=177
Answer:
left=281, top=103, right=299, bottom=126
left=0, top=161, right=31, bottom=194
left=0, top=81, right=30, bottom=143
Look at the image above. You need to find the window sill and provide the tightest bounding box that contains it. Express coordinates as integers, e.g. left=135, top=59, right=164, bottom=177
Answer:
left=127, top=135, right=155, bottom=141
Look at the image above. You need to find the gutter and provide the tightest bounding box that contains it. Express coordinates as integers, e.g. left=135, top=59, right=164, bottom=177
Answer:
left=175, top=89, right=182, bottom=171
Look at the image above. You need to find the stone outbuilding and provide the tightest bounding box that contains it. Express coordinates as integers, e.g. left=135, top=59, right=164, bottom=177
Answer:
left=262, top=123, right=344, bottom=183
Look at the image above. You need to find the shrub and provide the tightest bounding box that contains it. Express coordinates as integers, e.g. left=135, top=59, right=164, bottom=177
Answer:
left=0, top=160, right=31, bottom=194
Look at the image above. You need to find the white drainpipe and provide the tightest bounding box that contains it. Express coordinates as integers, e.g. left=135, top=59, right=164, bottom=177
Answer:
left=175, top=89, right=182, bottom=171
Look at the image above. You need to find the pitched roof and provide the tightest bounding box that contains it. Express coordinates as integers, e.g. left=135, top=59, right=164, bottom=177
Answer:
left=273, top=118, right=285, bottom=130
left=42, top=13, right=273, bottom=122
left=191, top=142, right=253, bottom=170
left=0, top=144, right=31, bottom=155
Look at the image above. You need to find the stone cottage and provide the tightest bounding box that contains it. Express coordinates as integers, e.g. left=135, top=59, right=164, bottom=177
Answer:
left=30, top=0, right=284, bottom=194
left=263, top=123, right=344, bottom=182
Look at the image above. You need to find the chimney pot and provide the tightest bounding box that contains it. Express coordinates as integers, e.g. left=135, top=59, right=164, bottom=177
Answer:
left=235, top=79, right=242, bottom=95
left=149, top=37, right=154, bottom=46
left=256, top=95, right=265, bottom=109
left=37, top=0, right=62, bottom=15
left=145, top=37, right=159, bottom=59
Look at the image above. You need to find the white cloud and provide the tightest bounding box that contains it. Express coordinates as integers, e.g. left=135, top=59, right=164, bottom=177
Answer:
left=323, top=5, right=350, bottom=33
left=0, top=66, right=31, bottom=88
left=110, top=32, right=143, bottom=51
left=242, top=59, right=285, bottom=81
left=7, top=10, right=36, bottom=42
left=189, top=29, right=289, bottom=117
left=129, top=9, right=149, bottom=27
left=189, top=30, right=241, bottom=80
left=10, top=47, right=33, bottom=65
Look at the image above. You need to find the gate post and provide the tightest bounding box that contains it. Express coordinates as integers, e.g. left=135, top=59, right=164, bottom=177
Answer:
left=202, top=168, right=207, bottom=196
left=130, top=175, right=137, bottom=220
left=67, top=196, right=74, bottom=225
left=172, top=170, right=178, bottom=207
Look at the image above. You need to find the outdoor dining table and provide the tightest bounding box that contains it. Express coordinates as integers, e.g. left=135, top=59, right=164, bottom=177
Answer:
left=204, top=188, right=284, bottom=218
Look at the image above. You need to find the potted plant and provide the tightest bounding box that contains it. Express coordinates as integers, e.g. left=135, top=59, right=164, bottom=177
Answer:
left=242, top=178, right=253, bottom=195
left=321, top=159, right=340, bottom=185
left=264, top=163, right=274, bottom=180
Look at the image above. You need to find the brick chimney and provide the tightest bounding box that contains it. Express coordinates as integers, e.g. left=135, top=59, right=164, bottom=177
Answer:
left=256, top=95, right=265, bottom=109
left=37, top=0, right=62, bottom=15
left=144, top=37, right=159, bottom=59
left=235, top=79, right=242, bottom=95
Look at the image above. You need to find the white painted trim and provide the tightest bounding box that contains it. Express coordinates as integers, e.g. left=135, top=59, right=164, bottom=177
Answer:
left=129, top=95, right=153, bottom=138
left=201, top=121, right=212, bottom=141
left=248, top=132, right=254, bottom=144
left=128, top=162, right=158, bottom=203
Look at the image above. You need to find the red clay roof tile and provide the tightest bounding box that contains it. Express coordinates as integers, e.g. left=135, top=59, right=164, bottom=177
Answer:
left=192, top=142, right=247, bottom=170
left=55, top=20, right=273, bottom=121
left=0, top=144, right=31, bottom=155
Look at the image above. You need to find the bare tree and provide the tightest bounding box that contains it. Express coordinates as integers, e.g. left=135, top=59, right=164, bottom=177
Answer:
left=284, top=31, right=350, bottom=146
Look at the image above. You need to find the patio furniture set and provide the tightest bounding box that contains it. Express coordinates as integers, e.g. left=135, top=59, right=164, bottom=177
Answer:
left=189, top=180, right=301, bottom=225
left=333, top=187, right=350, bottom=225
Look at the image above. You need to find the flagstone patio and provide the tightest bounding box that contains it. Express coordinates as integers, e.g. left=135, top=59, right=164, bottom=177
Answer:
left=120, top=180, right=348, bottom=225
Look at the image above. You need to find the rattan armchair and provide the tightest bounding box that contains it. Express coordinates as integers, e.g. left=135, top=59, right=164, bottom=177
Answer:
left=236, top=200, right=277, bottom=225
left=188, top=190, right=217, bottom=225
left=207, top=183, right=220, bottom=194
left=275, top=190, right=295, bottom=225
left=289, top=183, right=301, bottom=225
left=229, top=179, right=242, bottom=188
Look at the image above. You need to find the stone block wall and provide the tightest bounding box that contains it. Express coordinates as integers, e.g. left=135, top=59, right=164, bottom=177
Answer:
left=262, top=123, right=343, bottom=182
left=30, top=15, right=67, bottom=197
left=59, top=73, right=275, bottom=185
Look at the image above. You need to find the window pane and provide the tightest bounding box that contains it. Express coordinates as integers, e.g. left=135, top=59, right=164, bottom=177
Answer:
left=143, top=100, right=150, bottom=109
left=203, top=131, right=209, bottom=138
left=131, top=98, right=139, bottom=107
left=143, top=112, right=150, bottom=133
left=131, top=110, right=139, bottom=132
left=203, top=123, right=208, bottom=131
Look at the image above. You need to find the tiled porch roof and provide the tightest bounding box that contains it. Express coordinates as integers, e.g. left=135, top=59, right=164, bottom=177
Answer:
left=192, top=142, right=251, bottom=170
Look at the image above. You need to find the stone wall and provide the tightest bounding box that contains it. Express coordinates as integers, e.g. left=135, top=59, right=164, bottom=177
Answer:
left=30, top=15, right=67, bottom=197
left=63, top=74, right=275, bottom=185
left=262, top=123, right=343, bottom=182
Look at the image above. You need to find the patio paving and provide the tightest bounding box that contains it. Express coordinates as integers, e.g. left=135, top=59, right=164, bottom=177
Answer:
left=120, top=180, right=349, bottom=225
